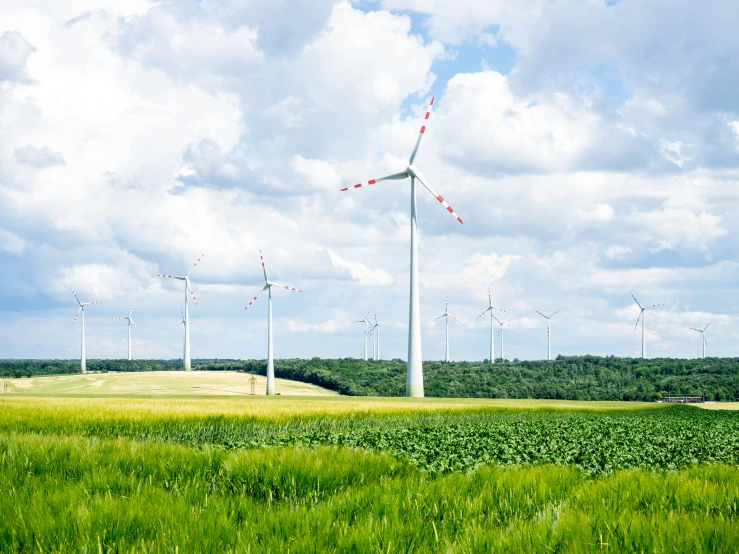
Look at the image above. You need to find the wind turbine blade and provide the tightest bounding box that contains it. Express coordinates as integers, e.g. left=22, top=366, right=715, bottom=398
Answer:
left=704, top=320, right=713, bottom=331
left=130, top=304, right=137, bottom=314
left=187, top=282, right=198, bottom=305
left=533, top=309, right=548, bottom=319
left=488, top=287, right=492, bottom=306
left=634, top=312, right=642, bottom=330
left=549, top=308, right=564, bottom=318
left=173, top=324, right=180, bottom=331
left=244, top=288, right=267, bottom=310
left=689, top=328, right=702, bottom=332
left=647, top=303, right=663, bottom=309
left=259, top=250, right=269, bottom=283
left=412, top=169, right=463, bottom=224
left=72, top=306, right=82, bottom=324
left=340, top=172, right=408, bottom=192
left=191, top=321, right=198, bottom=327
left=493, top=315, right=503, bottom=325
left=89, top=301, right=102, bottom=305
left=476, top=306, right=492, bottom=319
left=630, top=292, right=643, bottom=309
left=452, top=316, right=462, bottom=324
left=112, top=317, right=123, bottom=320
left=71, top=288, right=82, bottom=306
left=130, top=319, right=139, bottom=331
left=408, top=97, right=434, bottom=165
left=187, top=254, right=205, bottom=276
left=430, top=314, right=445, bottom=323
left=270, top=283, right=302, bottom=292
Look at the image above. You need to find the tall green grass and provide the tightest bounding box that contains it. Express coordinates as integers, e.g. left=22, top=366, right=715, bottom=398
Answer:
left=1, top=434, right=737, bottom=553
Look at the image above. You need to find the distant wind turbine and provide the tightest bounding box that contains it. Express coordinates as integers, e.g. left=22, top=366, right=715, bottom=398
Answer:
left=533, top=308, right=563, bottom=361
left=341, top=97, right=463, bottom=397
left=630, top=292, right=663, bottom=359
left=431, top=297, right=461, bottom=362
left=174, top=306, right=198, bottom=363
left=476, top=288, right=507, bottom=363
left=244, top=250, right=302, bottom=395
left=113, top=303, right=138, bottom=360
left=71, top=288, right=101, bottom=373
left=351, top=307, right=373, bottom=361
left=158, top=254, right=204, bottom=370
left=496, top=317, right=516, bottom=362
left=369, top=309, right=389, bottom=361
left=689, top=321, right=713, bottom=359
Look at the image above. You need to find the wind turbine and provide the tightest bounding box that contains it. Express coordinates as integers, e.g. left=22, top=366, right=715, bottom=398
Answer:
left=71, top=289, right=101, bottom=373
left=476, top=288, right=507, bottom=363
left=341, top=97, right=463, bottom=397
left=533, top=308, right=563, bottom=361
left=244, top=250, right=302, bottom=395
left=112, top=303, right=138, bottom=360
left=630, top=292, right=663, bottom=359
left=431, top=297, right=461, bottom=362
left=689, top=321, right=713, bottom=359
left=351, top=307, right=373, bottom=361
left=369, top=309, right=389, bottom=361
left=497, top=317, right=516, bottom=362
left=157, top=254, right=204, bottom=371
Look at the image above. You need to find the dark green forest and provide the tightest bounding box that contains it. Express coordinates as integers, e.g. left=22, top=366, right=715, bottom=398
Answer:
left=2, top=356, right=738, bottom=401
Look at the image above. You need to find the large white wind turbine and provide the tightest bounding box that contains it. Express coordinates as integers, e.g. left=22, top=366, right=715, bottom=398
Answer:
left=630, top=292, right=663, bottom=359
left=351, top=307, right=373, bottom=361
left=369, top=309, right=389, bottom=361
left=431, top=297, right=461, bottom=362
left=476, top=288, right=507, bottom=363
left=244, top=250, right=302, bottom=395
left=157, top=254, right=204, bottom=371
left=341, top=97, right=463, bottom=397
left=113, top=303, right=138, bottom=361
left=533, top=308, right=563, bottom=361
left=497, top=317, right=516, bottom=362
left=689, top=321, right=713, bottom=359
left=71, top=289, right=101, bottom=373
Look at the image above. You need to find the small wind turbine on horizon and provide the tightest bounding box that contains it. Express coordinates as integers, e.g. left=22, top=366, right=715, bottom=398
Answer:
left=244, top=250, right=302, bottom=395
left=369, top=309, right=389, bottom=361
left=71, top=289, right=101, bottom=373
left=113, top=303, right=139, bottom=361
left=476, top=288, right=507, bottom=363
left=497, top=317, right=516, bottom=362
left=341, top=97, right=463, bottom=397
left=173, top=306, right=198, bottom=363
left=157, top=254, right=204, bottom=371
left=533, top=308, right=563, bottom=361
left=431, top=297, right=461, bottom=362
left=689, top=321, right=713, bottom=359
left=351, top=307, right=373, bottom=361
left=630, top=292, right=663, bottom=359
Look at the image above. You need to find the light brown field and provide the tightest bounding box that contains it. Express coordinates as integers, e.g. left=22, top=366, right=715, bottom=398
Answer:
left=5, top=370, right=337, bottom=397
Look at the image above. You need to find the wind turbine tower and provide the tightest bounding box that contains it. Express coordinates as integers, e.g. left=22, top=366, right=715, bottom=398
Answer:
left=689, top=321, right=713, bottom=359
left=173, top=306, right=198, bottom=363
left=71, top=289, right=101, bottom=373
left=476, top=288, right=507, bottom=363
left=113, top=303, right=139, bottom=360
left=431, top=297, right=461, bottom=362
left=533, top=308, right=563, bottom=361
left=351, top=307, right=373, bottom=360
left=245, top=250, right=302, bottom=395
left=158, top=254, right=204, bottom=370
left=630, top=292, right=663, bottom=359
left=341, top=97, right=463, bottom=397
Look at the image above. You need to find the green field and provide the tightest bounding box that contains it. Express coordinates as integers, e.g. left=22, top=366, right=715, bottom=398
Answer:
left=1, top=387, right=738, bottom=552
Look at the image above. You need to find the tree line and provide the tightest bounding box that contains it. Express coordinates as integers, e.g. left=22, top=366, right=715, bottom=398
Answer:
left=1, top=356, right=738, bottom=401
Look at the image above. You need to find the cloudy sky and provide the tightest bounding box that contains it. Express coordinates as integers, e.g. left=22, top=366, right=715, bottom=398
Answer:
left=2, top=0, right=739, bottom=362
